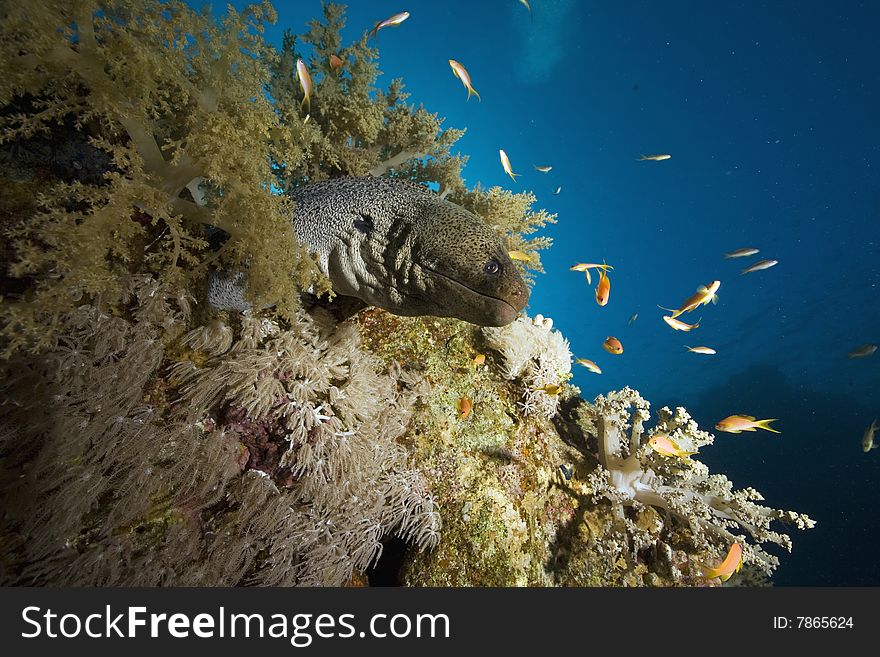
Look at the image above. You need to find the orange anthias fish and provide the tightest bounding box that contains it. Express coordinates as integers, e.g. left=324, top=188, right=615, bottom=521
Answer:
left=848, top=343, right=877, bottom=359
left=715, top=415, right=780, bottom=434
left=457, top=396, right=472, bottom=419
left=701, top=542, right=743, bottom=582
left=638, top=153, right=671, bottom=161
left=296, top=59, right=313, bottom=116
left=575, top=358, right=602, bottom=374
left=603, top=336, right=623, bottom=355
left=472, top=354, right=486, bottom=366
left=648, top=433, right=697, bottom=459
left=534, top=165, right=552, bottom=173
left=661, top=280, right=720, bottom=319
left=329, top=54, right=344, bottom=70
left=534, top=384, right=563, bottom=396
left=369, top=11, right=410, bottom=38
left=724, top=247, right=760, bottom=259
left=595, top=268, right=611, bottom=306
left=570, top=262, right=613, bottom=285
left=662, top=315, right=700, bottom=331
left=686, top=346, right=716, bottom=355
left=449, top=59, right=481, bottom=101
left=499, top=149, right=519, bottom=182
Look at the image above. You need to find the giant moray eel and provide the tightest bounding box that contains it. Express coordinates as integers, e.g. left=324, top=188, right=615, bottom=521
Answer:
left=208, top=176, right=529, bottom=326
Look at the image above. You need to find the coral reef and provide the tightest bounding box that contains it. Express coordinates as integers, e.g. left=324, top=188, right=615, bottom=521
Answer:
left=582, top=387, right=815, bottom=578
left=356, top=310, right=813, bottom=586
left=0, top=1, right=813, bottom=587
left=0, top=278, right=439, bottom=585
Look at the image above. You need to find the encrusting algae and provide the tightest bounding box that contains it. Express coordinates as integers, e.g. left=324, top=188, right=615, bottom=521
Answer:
left=0, top=1, right=812, bottom=587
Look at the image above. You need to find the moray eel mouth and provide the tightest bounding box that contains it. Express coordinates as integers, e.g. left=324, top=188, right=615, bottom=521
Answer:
left=419, top=262, right=527, bottom=327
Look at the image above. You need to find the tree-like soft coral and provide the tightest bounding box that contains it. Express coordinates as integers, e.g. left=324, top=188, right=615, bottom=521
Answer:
left=0, top=0, right=331, bottom=355
left=581, top=387, right=815, bottom=578
left=267, top=4, right=471, bottom=192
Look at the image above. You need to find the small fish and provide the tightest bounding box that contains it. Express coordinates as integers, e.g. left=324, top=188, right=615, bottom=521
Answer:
left=558, top=464, right=573, bottom=480
left=472, top=353, right=486, bottom=366
left=724, top=247, right=760, bottom=259
left=296, top=59, right=313, bottom=116
left=449, top=59, right=481, bottom=102
left=686, top=345, right=716, bottom=355
left=848, top=344, right=877, bottom=359
left=638, top=153, right=672, bottom=161
left=499, top=149, right=519, bottom=182
left=741, top=259, right=778, bottom=275
left=534, top=165, right=552, bottom=173
left=553, top=186, right=562, bottom=195
left=701, top=542, right=743, bottom=582
left=534, top=384, right=563, bottom=396
left=628, top=313, right=638, bottom=326
left=508, top=250, right=532, bottom=262
left=569, top=262, right=613, bottom=285
left=369, top=11, right=410, bottom=38
left=457, top=396, right=472, bottom=419
left=648, top=433, right=697, bottom=459
left=603, top=336, right=623, bottom=355
left=662, top=315, right=700, bottom=332
left=329, top=54, right=344, bottom=70
left=862, top=419, right=878, bottom=453
left=595, top=268, right=611, bottom=306
left=660, top=280, right=720, bottom=319
left=715, top=415, right=780, bottom=434
left=575, top=358, right=602, bottom=374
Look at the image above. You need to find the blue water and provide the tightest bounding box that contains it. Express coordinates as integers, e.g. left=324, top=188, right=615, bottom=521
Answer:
left=222, top=0, right=880, bottom=585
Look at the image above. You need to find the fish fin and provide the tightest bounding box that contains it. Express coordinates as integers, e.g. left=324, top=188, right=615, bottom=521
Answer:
left=755, top=418, right=781, bottom=434
left=657, top=304, right=677, bottom=313
left=585, top=269, right=592, bottom=285
left=742, top=415, right=756, bottom=420
left=468, top=86, right=482, bottom=102
left=301, top=96, right=310, bottom=116
left=697, top=285, right=707, bottom=293
left=637, top=154, right=647, bottom=161
left=507, top=171, right=521, bottom=182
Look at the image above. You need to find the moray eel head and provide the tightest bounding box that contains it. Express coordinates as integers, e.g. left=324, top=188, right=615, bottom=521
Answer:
left=411, top=199, right=529, bottom=326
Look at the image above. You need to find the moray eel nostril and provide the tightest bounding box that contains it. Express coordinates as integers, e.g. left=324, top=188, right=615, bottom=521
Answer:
left=208, top=176, right=530, bottom=326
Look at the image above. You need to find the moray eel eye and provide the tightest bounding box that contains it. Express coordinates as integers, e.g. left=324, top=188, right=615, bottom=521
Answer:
left=484, top=259, right=500, bottom=275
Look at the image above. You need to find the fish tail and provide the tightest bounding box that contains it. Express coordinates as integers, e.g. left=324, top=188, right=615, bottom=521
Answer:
left=755, top=418, right=781, bottom=434
left=508, top=171, right=521, bottom=182
left=657, top=304, right=683, bottom=318
left=637, top=154, right=647, bottom=161
left=468, top=86, right=481, bottom=102
left=301, top=95, right=310, bottom=116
